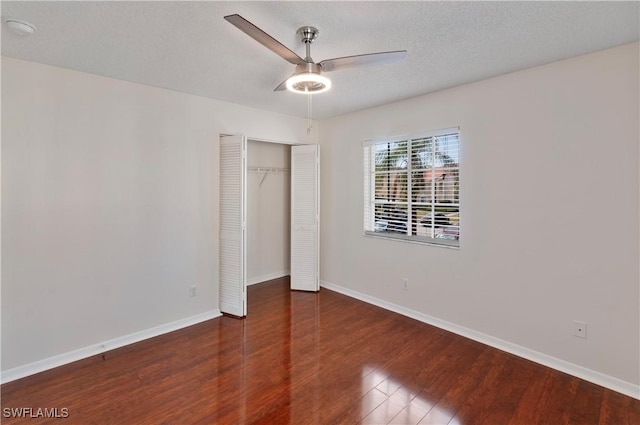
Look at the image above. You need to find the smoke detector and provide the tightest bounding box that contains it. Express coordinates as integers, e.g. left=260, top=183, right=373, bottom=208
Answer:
left=4, top=18, right=37, bottom=36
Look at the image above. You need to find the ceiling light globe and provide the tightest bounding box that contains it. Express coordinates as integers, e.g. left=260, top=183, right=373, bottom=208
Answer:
left=286, top=73, right=331, bottom=94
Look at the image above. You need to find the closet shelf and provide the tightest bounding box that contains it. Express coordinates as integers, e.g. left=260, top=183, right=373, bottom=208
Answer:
left=249, top=167, right=290, bottom=187
left=248, top=167, right=290, bottom=173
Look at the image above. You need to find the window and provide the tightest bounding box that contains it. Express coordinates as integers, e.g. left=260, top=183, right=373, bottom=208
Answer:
left=363, top=128, right=460, bottom=247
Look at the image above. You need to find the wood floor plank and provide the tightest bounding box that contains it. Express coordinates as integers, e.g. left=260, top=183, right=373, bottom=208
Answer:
left=507, top=368, right=553, bottom=425
left=418, top=347, right=495, bottom=424
left=567, top=380, right=604, bottom=425
left=388, top=393, right=436, bottom=425
left=447, top=351, right=507, bottom=425
left=533, top=373, right=581, bottom=425
left=476, top=356, right=537, bottom=425
left=1, top=277, right=638, bottom=424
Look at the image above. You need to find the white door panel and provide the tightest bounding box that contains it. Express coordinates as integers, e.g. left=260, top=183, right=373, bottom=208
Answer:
left=291, top=145, right=319, bottom=292
left=219, top=134, right=246, bottom=316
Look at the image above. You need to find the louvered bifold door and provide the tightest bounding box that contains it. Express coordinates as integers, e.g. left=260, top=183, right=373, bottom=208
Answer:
left=290, top=145, right=320, bottom=292
left=219, top=134, right=247, bottom=317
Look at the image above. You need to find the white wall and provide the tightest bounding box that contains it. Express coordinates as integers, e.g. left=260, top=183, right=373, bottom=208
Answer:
left=247, top=141, right=291, bottom=284
left=319, top=43, right=639, bottom=391
left=1, top=57, right=317, bottom=372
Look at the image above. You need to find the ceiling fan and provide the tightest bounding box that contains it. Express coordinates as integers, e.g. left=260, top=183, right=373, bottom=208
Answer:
left=224, top=14, right=407, bottom=94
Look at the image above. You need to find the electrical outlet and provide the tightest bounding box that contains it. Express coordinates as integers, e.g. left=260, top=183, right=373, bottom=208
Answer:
left=574, top=320, right=587, bottom=338
left=402, top=278, right=409, bottom=291
left=189, top=285, right=197, bottom=297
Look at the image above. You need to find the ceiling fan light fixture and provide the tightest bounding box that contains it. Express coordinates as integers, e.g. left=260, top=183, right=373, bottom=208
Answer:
left=286, top=72, right=331, bottom=94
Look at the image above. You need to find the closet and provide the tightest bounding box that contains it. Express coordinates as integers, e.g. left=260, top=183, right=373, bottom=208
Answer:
left=247, top=141, right=291, bottom=286
left=219, top=135, right=319, bottom=317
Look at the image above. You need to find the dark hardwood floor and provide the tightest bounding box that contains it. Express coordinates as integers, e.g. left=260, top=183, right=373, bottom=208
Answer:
left=2, top=277, right=638, bottom=424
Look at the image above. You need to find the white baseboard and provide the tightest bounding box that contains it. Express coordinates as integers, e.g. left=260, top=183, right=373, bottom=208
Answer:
left=1, top=310, right=222, bottom=384
left=247, top=270, right=290, bottom=286
left=320, top=280, right=640, bottom=400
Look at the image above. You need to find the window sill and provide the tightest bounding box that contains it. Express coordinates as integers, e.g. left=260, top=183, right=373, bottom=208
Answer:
left=364, top=231, right=460, bottom=249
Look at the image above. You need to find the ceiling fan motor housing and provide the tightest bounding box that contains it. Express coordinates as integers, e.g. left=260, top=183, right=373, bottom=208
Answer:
left=289, top=62, right=329, bottom=93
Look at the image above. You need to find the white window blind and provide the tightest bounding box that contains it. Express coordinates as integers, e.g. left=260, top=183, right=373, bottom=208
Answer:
left=363, top=128, right=460, bottom=247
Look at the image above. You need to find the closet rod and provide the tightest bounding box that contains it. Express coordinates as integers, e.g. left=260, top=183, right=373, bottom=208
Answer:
left=248, top=167, right=290, bottom=173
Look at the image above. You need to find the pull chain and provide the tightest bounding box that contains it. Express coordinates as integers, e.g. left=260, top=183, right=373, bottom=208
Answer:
left=307, top=93, right=312, bottom=135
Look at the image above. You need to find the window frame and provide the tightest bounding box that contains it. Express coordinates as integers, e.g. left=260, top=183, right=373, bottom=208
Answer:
left=363, top=127, right=460, bottom=248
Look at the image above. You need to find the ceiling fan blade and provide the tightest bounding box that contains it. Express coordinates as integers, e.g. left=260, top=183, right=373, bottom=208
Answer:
left=224, top=14, right=305, bottom=66
left=319, top=50, right=407, bottom=72
left=274, top=75, right=291, bottom=92
left=274, top=82, right=287, bottom=92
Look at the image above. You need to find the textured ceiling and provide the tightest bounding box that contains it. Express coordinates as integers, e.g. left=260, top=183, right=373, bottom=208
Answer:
left=2, top=1, right=638, bottom=119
